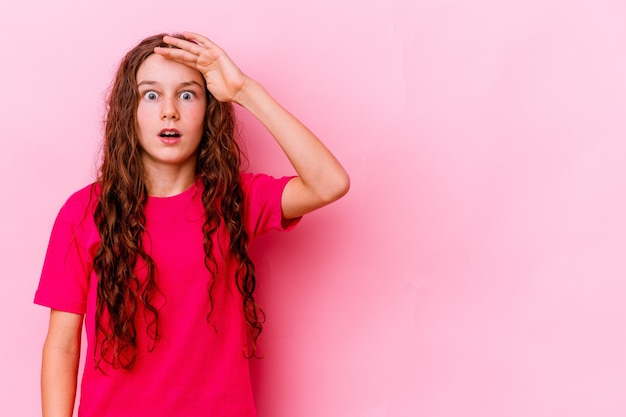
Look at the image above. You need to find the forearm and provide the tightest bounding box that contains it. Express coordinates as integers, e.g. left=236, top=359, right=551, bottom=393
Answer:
left=234, top=78, right=350, bottom=203
left=42, top=343, right=80, bottom=417
left=41, top=310, right=82, bottom=417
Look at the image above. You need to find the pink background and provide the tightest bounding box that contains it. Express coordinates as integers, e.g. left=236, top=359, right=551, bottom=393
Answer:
left=1, top=0, right=625, bottom=416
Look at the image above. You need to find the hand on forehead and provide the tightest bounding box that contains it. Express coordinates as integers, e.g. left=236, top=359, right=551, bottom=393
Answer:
left=153, top=31, right=247, bottom=103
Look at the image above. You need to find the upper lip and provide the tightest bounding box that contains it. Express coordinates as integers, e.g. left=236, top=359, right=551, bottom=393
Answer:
left=159, top=128, right=182, bottom=137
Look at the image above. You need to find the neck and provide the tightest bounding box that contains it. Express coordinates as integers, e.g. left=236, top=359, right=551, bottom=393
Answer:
left=143, top=162, right=197, bottom=197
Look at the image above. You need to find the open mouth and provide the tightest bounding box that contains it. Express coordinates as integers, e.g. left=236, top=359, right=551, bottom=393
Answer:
left=159, top=129, right=181, bottom=138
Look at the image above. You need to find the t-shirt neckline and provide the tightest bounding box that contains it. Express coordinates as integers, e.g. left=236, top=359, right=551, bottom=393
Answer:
left=146, top=178, right=201, bottom=208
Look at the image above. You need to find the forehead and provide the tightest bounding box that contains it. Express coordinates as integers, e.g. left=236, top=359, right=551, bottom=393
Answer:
left=136, top=53, right=205, bottom=86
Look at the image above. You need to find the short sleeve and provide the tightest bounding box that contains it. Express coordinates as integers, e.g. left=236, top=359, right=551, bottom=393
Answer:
left=240, top=173, right=301, bottom=239
left=34, top=186, right=98, bottom=314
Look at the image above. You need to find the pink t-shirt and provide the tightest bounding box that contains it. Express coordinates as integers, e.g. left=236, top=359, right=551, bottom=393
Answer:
left=35, top=173, right=298, bottom=417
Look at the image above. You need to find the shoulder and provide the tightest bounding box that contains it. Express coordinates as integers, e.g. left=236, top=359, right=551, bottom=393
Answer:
left=55, top=183, right=100, bottom=228
left=237, top=172, right=300, bottom=235
left=239, top=172, right=293, bottom=197
left=64, top=183, right=100, bottom=205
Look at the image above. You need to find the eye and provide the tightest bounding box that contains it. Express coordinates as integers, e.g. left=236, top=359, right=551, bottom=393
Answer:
left=143, top=91, right=159, bottom=101
left=180, top=91, right=195, bottom=101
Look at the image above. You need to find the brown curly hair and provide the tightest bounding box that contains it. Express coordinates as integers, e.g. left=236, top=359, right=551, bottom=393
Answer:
left=92, top=33, right=263, bottom=371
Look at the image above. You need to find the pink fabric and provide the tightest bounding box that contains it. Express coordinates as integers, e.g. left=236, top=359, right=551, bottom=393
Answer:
left=35, top=173, right=298, bottom=417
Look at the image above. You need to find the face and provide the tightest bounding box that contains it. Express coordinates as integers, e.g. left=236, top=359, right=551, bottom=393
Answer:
left=135, top=54, right=207, bottom=174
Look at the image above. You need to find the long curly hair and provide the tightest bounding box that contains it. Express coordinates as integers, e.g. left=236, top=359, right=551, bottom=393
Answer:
left=92, top=33, right=263, bottom=371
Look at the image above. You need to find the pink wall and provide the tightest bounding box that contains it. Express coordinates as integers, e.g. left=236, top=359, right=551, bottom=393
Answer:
left=2, top=0, right=626, bottom=416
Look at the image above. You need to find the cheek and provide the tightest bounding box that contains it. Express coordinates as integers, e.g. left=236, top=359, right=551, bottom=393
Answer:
left=191, top=106, right=207, bottom=131
left=136, top=105, right=150, bottom=131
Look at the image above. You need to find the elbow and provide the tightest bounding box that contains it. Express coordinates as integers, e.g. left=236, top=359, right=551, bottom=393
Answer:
left=336, top=171, right=350, bottom=199
left=322, top=170, right=350, bottom=204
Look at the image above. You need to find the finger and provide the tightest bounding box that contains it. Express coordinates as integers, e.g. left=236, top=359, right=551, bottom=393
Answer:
left=153, top=46, right=200, bottom=66
left=182, top=31, right=219, bottom=49
left=162, top=35, right=205, bottom=55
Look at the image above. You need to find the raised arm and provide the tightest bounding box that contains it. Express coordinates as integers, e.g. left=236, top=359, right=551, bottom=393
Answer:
left=41, top=310, right=83, bottom=417
left=155, top=32, right=350, bottom=219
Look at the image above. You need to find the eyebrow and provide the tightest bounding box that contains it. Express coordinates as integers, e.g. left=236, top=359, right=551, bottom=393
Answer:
left=137, top=80, right=204, bottom=88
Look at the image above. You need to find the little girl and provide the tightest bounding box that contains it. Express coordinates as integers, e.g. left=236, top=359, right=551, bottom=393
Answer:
left=35, top=31, right=349, bottom=417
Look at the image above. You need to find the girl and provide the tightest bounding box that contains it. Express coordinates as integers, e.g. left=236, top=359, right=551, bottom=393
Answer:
left=35, top=32, right=349, bottom=417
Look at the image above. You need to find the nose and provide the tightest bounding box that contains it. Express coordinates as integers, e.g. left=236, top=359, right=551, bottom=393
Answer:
left=160, top=97, right=179, bottom=120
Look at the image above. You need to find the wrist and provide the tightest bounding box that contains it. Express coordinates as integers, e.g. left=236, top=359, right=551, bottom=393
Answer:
left=232, top=77, right=263, bottom=107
